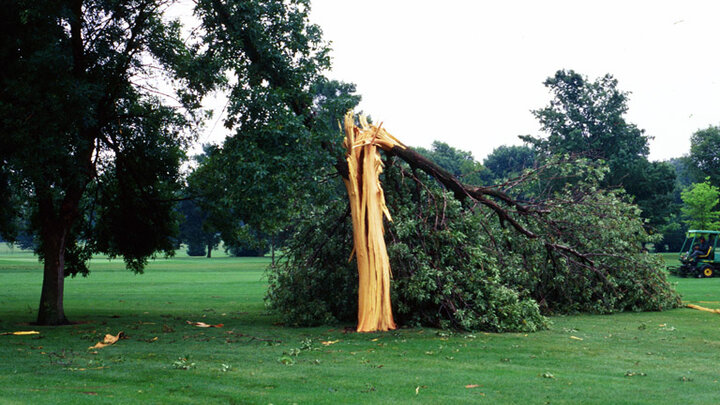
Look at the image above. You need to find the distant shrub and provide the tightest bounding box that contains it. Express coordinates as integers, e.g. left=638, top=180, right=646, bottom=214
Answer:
left=227, top=244, right=268, bottom=257
left=186, top=242, right=206, bottom=257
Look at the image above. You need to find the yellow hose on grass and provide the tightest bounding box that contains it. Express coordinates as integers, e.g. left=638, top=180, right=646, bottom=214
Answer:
left=685, top=304, right=720, bottom=314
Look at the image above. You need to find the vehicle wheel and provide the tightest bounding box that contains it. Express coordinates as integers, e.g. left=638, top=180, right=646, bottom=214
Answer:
left=701, top=265, right=714, bottom=278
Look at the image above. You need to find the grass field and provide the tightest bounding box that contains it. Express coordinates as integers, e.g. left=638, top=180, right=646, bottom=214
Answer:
left=1, top=249, right=719, bottom=404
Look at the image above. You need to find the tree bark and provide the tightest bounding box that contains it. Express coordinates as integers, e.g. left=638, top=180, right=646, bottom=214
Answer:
left=34, top=0, right=84, bottom=327
left=270, top=237, right=275, bottom=266
left=206, top=243, right=212, bottom=258
left=36, top=220, right=70, bottom=325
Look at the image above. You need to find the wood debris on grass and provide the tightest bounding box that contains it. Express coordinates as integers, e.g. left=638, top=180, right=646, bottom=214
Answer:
left=88, top=331, right=125, bottom=350
left=186, top=321, right=224, bottom=328
left=1, top=331, right=40, bottom=336
left=342, top=112, right=405, bottom=332
left=69, top=367, right=108, bottom=372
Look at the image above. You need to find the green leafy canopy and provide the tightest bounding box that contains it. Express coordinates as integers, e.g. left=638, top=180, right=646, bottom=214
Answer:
left=681, top=179, right=720, bottom=230
left=523, top=69, right=675, bottom=228
left=0, top=0, right=222, bottom=276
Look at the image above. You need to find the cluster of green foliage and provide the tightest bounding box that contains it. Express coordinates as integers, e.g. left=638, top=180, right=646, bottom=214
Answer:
left=187, top=0, right=343, bottom=241
left=265, top=202, right=357, bottom=327
left=415, top=142, right=491, bottom=186
left=483, top=145, right=536, bottom=183
left=187, top=79, right=358, bottom=250
left=416, top=142, right=536, bottom=187
left=680, top=179, right=720, bottom=230
left=1, top=0, right=213, bottom=269
left=501, top=163, right=680, bottom=313
left=177, top=199, right=220, bottom=257
left=656, top=127, right=720, bottom=250
left=523, top=70, right=676, bottom=229
left=687, top=126, right=720, bottom=188
left=384, top=185, right=546, bottom=331
left=267, top=159, right=680, bottom=332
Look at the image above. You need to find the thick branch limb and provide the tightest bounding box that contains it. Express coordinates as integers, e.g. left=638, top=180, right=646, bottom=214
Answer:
left=381, top=146, right=542, bottom=237
left=369, top=144, right=597, bottom=265
left=335, top=143, right=540, bottom=237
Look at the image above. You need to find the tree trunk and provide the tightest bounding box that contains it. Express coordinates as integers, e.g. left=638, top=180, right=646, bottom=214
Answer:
left=35, top=170, right=85, bottom=325
left=35, top=0, right=81, bottom=326
left=206, top=243, right=212, bottom=258
left=36, top=227, right=69, bottom=325
left=343, top=114, right=397, bottom=332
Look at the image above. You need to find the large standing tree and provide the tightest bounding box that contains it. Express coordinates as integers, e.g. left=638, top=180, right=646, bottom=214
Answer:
left=0, top=0, right=220, bottom=324
left=188, top=0, right=337, bottom=238
left=681, top=180, right=720, bottom=230
left=687, top=126, right=720, bottom=187
left=523, top=70, right=675, bottom=228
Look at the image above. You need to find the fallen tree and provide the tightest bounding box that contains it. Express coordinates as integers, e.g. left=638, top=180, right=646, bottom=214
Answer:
left=267, top=124, right=681, bottom=332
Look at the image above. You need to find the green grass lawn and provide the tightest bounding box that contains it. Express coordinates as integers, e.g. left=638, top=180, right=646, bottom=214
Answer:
left=1, top=251, right=720, bottom=404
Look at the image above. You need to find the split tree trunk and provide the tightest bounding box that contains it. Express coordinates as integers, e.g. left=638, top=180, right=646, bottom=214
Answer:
left=342, top=113, right=402, bottom=332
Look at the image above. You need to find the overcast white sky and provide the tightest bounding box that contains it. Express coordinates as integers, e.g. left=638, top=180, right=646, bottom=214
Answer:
left=299, top=0, right=720, bottom=162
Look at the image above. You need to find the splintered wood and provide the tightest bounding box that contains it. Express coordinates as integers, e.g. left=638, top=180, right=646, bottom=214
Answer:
left=342, top=112, right=405, bottom=332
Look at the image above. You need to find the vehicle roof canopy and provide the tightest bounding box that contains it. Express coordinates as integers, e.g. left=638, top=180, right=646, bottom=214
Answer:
left=687, top=230, right=720, bottom=235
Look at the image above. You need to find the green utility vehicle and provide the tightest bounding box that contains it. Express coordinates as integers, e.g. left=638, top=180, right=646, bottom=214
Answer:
left=669, top=230, right=720, bottom=278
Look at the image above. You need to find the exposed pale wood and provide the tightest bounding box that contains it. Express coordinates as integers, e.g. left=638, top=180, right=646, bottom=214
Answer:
left=342, top=112, right=403, bottom=332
